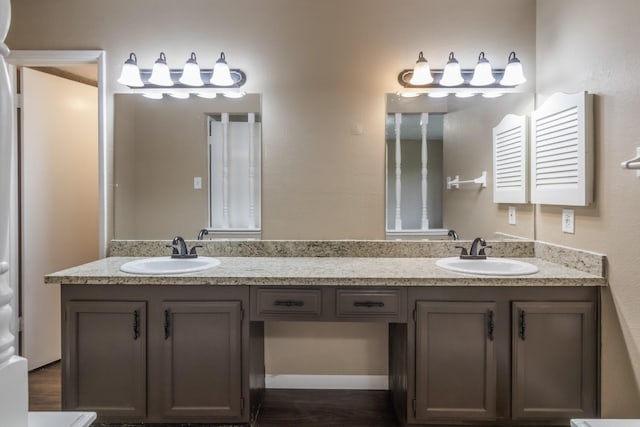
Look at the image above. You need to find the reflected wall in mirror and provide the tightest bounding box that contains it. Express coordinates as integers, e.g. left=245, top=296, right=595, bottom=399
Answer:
left=114, top=94, right=261, bottom=240
left=386, top=93, right=535, bottom=240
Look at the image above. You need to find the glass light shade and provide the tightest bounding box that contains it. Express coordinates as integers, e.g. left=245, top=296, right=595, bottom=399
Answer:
left=179, top=52, right=204, bottom=86
left=455, top=92, right=476, bottom=98
left=500, top=52, right=526, bottom=86
left=409, top=52, right=434, bottom=85
left=482, top=92, right=503, bottom=98
left=439, top=52, right=464, bottom=86
left=470, top=52, right=495, bottom=86
left=148, top=52, right=174, bottom=86
left=196, top=92, right=218, bottom=99
left=210, top=52, right=235, bottom=86
left=117, top=53, right=144, bottom=87
left=427, top=92, right=449, bottom=98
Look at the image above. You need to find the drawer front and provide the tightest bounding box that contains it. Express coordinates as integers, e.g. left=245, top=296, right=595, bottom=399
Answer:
left=336, top=289, right=406, bottom=321
left=255, top=288, right=322, bottom=318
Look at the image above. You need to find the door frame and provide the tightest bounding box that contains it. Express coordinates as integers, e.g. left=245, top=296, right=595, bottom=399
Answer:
left=6, top=50, right=107, bottom=353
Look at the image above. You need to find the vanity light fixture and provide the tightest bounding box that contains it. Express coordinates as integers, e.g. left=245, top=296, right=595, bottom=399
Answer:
left=117, top=50, right=247, bottom=98
left=397, top=50, right=526, bottom=92
left=469, top=52, right=495, bottom=86
left=439, top=52, right=464, bottom=86
left=116, top=53, right=144, bottom=87
left=499, top=51, right=526, bottom=86
left=148, top=52, right=174, bottom=86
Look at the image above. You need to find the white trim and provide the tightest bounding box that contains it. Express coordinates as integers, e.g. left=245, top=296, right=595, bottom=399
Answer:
left=265, top=374, right=388, bottom=390
left=7, top=50, right=108, bottom=258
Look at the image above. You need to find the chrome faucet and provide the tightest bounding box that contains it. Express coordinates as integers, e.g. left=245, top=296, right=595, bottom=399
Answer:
left=448, top=229, right=459, bottom=240
left=197, top=228, right=209, bottom=240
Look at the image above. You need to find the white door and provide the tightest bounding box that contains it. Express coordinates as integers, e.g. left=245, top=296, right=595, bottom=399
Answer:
left=21, top=67, right=98, bottom=369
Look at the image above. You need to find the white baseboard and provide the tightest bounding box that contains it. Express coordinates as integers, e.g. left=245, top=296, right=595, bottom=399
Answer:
left=265, top=374, right=388, bottom=390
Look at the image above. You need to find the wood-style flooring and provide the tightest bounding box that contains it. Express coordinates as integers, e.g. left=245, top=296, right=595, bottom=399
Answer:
left=28, top=361, right=399, bottom=426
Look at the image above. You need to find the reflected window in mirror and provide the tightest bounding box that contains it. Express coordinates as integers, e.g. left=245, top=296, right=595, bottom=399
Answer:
left=113, top=93, right=262, bottom=240
left=386, top=112, right=445, bottom=239
left=208, top=113, right=261, bottom=238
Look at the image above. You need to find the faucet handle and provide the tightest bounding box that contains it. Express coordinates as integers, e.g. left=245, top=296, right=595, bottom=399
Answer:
left=479, top=245, right=492, bottom=256
left=189, top=245, right=203, bottom=256
left=455, top=245, right=468, bottom=256
left=165, top=244, right=179, bottom=255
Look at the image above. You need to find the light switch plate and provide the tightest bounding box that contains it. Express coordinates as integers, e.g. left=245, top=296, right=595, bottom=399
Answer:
left=194, top=177, right=202, bottom=190
left=562, top=209, right=575, bottom=234
left=508, top=206, right=516, bottom=225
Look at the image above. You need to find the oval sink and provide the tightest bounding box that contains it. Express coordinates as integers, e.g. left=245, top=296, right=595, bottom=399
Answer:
left=120, top=256, right=221, bottom=275
left=436, top=257, right=539, bottom=276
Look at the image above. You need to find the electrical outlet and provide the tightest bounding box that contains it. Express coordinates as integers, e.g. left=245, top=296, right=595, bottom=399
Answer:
left=562, top=209, right=575, bottom=234
left=193, top=177, right=202, bottom=190
left=508, top=206, right=516, bottom=225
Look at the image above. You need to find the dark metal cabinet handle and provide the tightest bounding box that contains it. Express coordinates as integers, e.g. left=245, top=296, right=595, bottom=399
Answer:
left=273, top=300, right=305, bottom=307
left=133, top=310, right=140, bottom=340
left=164, top=309, right=171, bottom=339
left=519, top=310, right=526, bottom=340
left=353, top=301, right=385, bottom=308
left=487, top=310, right=494, bottom=341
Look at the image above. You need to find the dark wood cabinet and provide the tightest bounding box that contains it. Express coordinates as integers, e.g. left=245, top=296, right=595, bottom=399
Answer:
left=414, top=301, right=497, bottom=422
left=160, top=301, right=243, bottom=419
left=61, top=285, right=258, bottom=425
left=63, top=300, right=146, bottom=419
left=401, top=287, right=599, bottom=426
left=512, top=301, right=597, bottom=420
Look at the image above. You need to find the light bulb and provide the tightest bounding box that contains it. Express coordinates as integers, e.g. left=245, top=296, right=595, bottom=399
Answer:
left=168, top=91, right=190, bottom=99
left=210, top=52, right=235, bottom=86
left=470, top=52, right=495, bottom=86
left=196, top=92, right=218, bottom=99
left=142, top=92, right=163, bottom=100
left=409, top=52, right=434, bottom=85
left=439, top=52, right=464, bottom=86
left=117, top=53, right=144, bottom=87
left=427, top=92, right=449, bottom=98
left=179, top=52, right=204, bottom=86
left=148, top=52, right=174, bottom=86
left=500, top=52, right=526, bottom=86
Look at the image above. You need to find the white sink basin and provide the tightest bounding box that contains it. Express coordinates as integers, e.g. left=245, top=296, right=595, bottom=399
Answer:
left=436, top=257, right=539, bottom=276
left=120, top=256, right=221, bottom=275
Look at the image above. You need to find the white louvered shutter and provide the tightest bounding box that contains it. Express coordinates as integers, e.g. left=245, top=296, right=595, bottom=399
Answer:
left=493, top=114, right=528, bottom=203
left=530, top=92, right=593, bottom=206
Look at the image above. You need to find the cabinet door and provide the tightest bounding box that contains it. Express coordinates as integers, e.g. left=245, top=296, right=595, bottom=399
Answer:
left=63, top=301, right=146, bottom=419
left=415, top=301, right=497, bottom=421
left=512, top=301, right=596, bottom=420
left=161, top=301, right=243, bottom=419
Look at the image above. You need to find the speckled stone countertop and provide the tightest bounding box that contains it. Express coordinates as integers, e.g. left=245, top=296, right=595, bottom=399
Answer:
left=45, top=256, right=606, bottom=287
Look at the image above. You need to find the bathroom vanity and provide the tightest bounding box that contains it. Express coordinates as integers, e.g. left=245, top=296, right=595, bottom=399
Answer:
left=46, top=240, right=606, bottom=426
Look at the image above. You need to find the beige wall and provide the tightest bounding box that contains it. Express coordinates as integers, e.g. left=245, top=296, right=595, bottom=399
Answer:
left=536, top=0, right=640, bottom=416
left=7, top=0, right=541, bottom=384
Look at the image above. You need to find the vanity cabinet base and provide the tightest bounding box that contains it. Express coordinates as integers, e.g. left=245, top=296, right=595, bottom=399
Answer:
left=61, top=285, right=260, bottom=425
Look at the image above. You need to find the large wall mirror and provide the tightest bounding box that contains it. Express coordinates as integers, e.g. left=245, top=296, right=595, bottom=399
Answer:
left=386, top=92, right=535, bottom=240
left=114, top=94, right=261, bottom=240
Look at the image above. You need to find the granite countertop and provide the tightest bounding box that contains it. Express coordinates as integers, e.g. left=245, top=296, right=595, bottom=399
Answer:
left=45, top=256, right=606, bottom=287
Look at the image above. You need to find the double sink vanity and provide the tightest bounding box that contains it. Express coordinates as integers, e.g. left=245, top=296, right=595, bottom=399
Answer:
left=45, top=239, right=606, bottom=426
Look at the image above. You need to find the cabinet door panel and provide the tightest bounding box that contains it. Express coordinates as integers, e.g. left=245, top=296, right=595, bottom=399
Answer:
left=161, top=301, right=243, bottom=418
left=415, top=301, right=496, bottom=421
left=64, top=301, right=146, bottom=419
left=512, top=301, right=596, bottom=420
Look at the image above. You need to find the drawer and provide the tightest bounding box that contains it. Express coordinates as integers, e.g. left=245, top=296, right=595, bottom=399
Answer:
left=253, top=288, right=323, bottom=319
left=335, top=289, right=406, bottom=321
